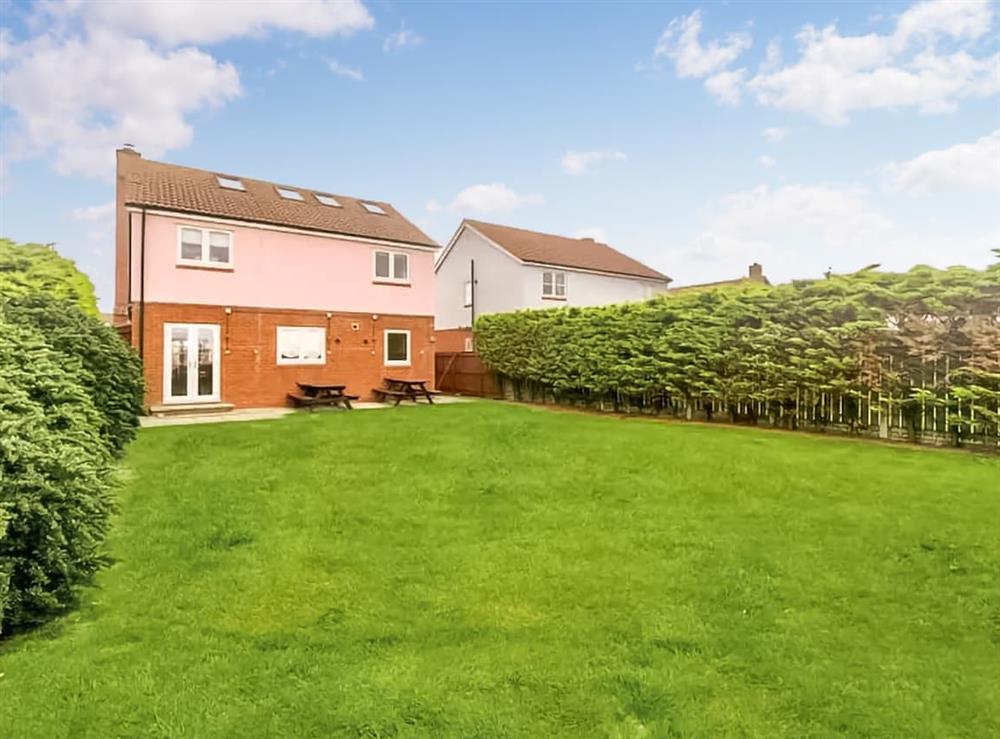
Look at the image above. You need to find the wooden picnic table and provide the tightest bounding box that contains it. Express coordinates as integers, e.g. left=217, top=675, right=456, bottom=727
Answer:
left=288, top=382, right=358, bottom=410
left=372, top=377, right=440, bottom=406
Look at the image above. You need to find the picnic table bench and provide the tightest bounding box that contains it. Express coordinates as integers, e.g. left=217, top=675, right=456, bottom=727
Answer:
left=288, top=382, right=359, bottom=410
left=372, top=377, right=441, bottom=406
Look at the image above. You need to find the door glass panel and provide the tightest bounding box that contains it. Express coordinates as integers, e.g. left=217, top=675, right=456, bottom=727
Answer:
left=170, top=327, right=188, bottom=397
left=197, top=328, right=214, bottom=396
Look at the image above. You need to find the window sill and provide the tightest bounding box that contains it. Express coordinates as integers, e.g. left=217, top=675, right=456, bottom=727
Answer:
left=177, top=262, right=234, bottom=272
left=277, top=359, right=327, bottom=366
left=541, top=295, right=567, bottom=301
left=373, top=280, right=411, bottom=287
left=385, top=362, right=411, bottom=367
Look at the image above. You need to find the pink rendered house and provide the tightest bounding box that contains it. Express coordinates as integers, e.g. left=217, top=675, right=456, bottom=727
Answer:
left=113, top=148, right=440, bottom=410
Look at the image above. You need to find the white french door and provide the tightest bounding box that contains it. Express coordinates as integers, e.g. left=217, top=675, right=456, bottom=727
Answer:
left=163, top=323, right=221, bottom=403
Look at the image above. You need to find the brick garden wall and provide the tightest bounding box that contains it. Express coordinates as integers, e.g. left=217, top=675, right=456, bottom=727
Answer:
left=133, top=302, right=435, bottom=408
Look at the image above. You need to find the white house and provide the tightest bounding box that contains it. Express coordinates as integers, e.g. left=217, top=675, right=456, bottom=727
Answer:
left=434, top=220, right=670, bottom=347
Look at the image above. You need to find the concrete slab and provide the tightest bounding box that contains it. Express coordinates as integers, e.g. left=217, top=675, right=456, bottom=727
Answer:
left=140, top=395, right=476, bottom=427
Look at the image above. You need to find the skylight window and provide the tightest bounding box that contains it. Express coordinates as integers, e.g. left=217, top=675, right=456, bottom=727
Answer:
left=315, top=194, right=341, bottom=207
left=217, top=176, right=245, bottom=191
left=360, top=201, right=386, bottom=215
left=277, top=187, right=304, bottom=201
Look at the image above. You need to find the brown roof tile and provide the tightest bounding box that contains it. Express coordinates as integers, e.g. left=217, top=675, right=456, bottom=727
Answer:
left=118, top=151, right=438, bottom=248
left=464, top=220, right=669, bottom=281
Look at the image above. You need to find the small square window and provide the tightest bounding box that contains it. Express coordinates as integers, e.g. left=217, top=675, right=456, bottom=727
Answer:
left=542, top=271, right=566, bottom=298
left=217, top=176, right=245, bottom=191
left=373, top=250, right=409, bottom=282
left=315, top=194, right=341, bottom=207
left=384, top=330, right=410, bottom=366
left=361, top=201, right=386, bottom=215
left=178, top=226, right=233, bottom=267
left=277, top=187, right=304, bottom=201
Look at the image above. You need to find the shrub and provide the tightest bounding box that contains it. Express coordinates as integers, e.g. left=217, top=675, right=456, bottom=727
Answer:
left=0, top=312, right=116, bottom=634
left=5, top=295, right=144, bottom=456
left=0, top=238, right=99, bottom=318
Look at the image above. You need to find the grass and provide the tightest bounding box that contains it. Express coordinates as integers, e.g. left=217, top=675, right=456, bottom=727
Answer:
left=1, top=402, right=999, bottom=738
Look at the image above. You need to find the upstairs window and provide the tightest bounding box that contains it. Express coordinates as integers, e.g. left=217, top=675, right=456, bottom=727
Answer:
left=276, top=326, right=326, bottom=365
left=315, top=194, right=341, bottom=207
left=542, top=270, right=566, bottom=299
left=361, top=201, right=386, bottom=215
left=178, top=226, right=232, bottom=267
left=277, top=187, right=304, bottom=201
left=216, top=175, right=245, bottom=191
left=373, top=250, right=409, bottom=283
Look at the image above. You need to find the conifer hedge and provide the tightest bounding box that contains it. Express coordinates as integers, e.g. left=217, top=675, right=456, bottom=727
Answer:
left=0, top=239, right=142, bottom=634
left=475, top=259, right=1000, bottom=444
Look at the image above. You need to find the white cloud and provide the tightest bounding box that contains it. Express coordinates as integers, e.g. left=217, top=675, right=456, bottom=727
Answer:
left=42, top=0, right=374, bottom=46
left=885, top=129, right=1000, bottom=193
left=425, top=199, right=442, bottom=213
left=654, top=10, right=751, bottom=78
left=71, top=201, right=115, bottom=222
left=384, top=26, right=423, bottom=53
left=654, top=0, right=1000, bottom=124
left=560, top=149, right=627, bottom=176
left=2, top=30, right=240, bottom=179
left=673, top=184, right=893, bottom=279
left=758, top=155, right=777, bottom=168
left=324, top=58, right=363, bottom=81
left=762, top=126, right=788, bottom=142
left=3, top=0, right=375, bottom=181
left=574, top=227, right=608, bottom=242
left=449, top=183, right=544, bottom=212
left=705, top=68, right=746, bottom=105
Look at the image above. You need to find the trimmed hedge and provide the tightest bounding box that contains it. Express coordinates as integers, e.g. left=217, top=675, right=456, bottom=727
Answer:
left=0, top=313, right=116, bottom=632
left=5, top=295, right=144, bottom=457
left=475, top=261, right=1000, bottom=439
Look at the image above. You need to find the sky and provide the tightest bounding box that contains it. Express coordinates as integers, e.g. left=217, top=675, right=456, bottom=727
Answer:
left=1, top=0, right=998, bottom=310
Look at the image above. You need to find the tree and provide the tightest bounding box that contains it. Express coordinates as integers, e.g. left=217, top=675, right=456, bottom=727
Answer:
left=0, top=238, right=99, bottom=317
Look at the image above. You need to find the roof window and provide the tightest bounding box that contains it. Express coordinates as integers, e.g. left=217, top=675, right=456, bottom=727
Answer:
left=315, top=194, right=341, bottom=207
left=217, top=176, right=245, bottom=191
left=360, top=201, right=386, bottom=215
left=277, top=187, right=304, bottom=201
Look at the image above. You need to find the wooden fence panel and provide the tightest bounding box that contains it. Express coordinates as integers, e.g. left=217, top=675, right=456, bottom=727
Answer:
left=435, top=352, right=499, bottom=397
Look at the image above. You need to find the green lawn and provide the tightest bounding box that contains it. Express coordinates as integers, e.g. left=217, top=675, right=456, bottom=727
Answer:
left=2, top=402, right=999, bottom=738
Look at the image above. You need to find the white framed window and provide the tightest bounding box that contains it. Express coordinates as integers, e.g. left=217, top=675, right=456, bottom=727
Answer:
left=373, top=250, right=409, bottom=283
left=384, top=329, right=411, bottom=366
left=463, top=281, right=473, bottom=307
left=216, top=175, right=245, bottom=191
left=542, top=270, right=566, bottom=298
left=277, top=186, right=304, bottom=201
left=177, top=226, right=233, bottom=268
left=315, top=194, right=341, bottom=207
left=464, top=336, right=474, bottom=352
left=276, top=326, right=326, bottom=365
left=361, top=201, right=387, bottom=215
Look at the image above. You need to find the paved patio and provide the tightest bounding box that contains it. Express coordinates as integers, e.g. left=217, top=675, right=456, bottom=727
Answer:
left=141, top=395, right=474, bottom=428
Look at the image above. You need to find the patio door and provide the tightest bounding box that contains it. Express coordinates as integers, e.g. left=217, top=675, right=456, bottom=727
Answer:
left=163, top=323, right=221, bottom=403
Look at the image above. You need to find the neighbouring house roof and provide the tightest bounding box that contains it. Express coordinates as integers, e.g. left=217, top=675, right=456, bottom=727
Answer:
left=670, top=263, right=771, bottom=293
left=117, top=149, right=438, bottom=248
left=460, top=220, right=670, bottom=282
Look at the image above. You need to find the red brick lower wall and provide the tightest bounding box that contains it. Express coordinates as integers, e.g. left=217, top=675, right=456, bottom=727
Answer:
left=434, top=328, right=473, bottom=353
left=133, top=302, right=436, bottom=408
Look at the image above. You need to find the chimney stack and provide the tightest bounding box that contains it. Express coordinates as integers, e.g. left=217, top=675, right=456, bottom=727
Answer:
left=748, top=262, right=764, bottom=281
